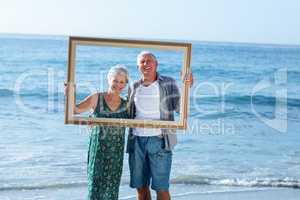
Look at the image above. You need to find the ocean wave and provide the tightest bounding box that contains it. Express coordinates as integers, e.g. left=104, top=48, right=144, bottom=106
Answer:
left=0, top=89, right=64, bottom=101
left=190, top=94, right=300, bottom=119
left=2, top=88, right=300, bottom=109
left=0, top=89, right=14, bottom=97
left=190, top=110, right=254, bottom=119
left=1, top=176, right=299, bottom=192
left=0, top=89, right=44, bottom=98
left=194, top=95, right=300, bottom=108
left=288, top=70, right=300, bottom=81
left=0, top=89, right=87, bottom=100
left=171, top=176, right=300, bottom=189
left=0, top=181, right=86, bottom=191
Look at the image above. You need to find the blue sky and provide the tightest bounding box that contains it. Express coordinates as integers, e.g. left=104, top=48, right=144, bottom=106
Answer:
left=1, top=0, right=300, bottom=45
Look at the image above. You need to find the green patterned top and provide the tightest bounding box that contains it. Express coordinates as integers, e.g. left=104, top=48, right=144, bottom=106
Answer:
left=87, top=93, right=128, bottom=200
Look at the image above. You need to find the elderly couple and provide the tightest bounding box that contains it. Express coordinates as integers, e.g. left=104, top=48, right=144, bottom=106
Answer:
left=67, top=51, right=193, bottom=200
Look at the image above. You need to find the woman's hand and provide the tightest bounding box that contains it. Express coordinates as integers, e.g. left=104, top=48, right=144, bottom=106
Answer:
left=64, top=81, right=75, bottom=96
left=64, top=82, right=68, bottom=96
left=64, top=81, right=78, bottom=113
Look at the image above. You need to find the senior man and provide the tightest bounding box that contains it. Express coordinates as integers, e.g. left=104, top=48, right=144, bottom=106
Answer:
left=127, top=51, right=193, bottom=200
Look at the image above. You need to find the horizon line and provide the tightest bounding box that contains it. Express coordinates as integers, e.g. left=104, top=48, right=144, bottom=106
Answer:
left=1, top=32, right=300, bottom=48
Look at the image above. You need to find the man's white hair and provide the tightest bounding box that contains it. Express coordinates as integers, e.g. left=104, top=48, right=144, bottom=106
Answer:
left=136, top=51, right=157, bottom=65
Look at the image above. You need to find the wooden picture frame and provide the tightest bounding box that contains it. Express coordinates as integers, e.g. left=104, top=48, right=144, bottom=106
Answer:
left=65, top=36, right=191, bottom=129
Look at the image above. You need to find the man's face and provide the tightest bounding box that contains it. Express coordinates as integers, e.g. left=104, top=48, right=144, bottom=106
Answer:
left=137, top=54, right=157, bottom=79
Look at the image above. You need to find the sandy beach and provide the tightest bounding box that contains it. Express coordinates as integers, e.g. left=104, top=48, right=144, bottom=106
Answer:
left=1, top=184, right=300, bottom=200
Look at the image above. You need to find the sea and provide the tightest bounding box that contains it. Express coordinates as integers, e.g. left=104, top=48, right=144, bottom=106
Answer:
left=0, top=34, right=300, bottom=200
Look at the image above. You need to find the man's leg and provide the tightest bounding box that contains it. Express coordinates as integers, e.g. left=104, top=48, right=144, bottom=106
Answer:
left=129, top=137, right=151, bottom=199
left=156, top=191, right=170, bottom=200
left=147, top=137, right=172, bottom=200
left=137, top=186, right=151, bottom=200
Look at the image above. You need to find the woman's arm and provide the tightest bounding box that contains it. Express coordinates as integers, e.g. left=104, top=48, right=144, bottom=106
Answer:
left=64, top=83, right=98, bottom=114
left=74, top=93, right=98, bottom=114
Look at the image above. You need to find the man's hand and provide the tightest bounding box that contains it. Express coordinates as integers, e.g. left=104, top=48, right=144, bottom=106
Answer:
left=180, top=70, right=193, bottom=88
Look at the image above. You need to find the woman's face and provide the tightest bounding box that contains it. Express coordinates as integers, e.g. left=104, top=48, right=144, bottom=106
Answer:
left=108, top=73, right=127, bottom=93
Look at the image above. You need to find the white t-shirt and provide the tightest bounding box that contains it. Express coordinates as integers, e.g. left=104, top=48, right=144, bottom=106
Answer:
left=133, top=81, right=161, bottom=136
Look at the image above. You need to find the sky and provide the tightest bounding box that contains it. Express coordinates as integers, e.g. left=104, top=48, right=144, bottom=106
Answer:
left=1, top=0, right=300, bottom=45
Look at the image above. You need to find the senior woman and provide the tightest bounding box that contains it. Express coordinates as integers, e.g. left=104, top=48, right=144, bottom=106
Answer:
left=65, top=65, right=129, bottom=200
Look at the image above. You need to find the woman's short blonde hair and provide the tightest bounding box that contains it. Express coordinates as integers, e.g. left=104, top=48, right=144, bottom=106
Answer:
left=107, top=64, right=129, bottom=83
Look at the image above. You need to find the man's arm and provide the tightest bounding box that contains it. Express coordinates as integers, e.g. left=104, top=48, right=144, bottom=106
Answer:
left=173, top=70, right=193, bottom=113
left=171, top=79, right=181, bottom=113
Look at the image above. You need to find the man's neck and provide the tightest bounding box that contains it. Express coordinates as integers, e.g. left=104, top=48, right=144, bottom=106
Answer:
left=142, top=74, right=157, bottom=86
